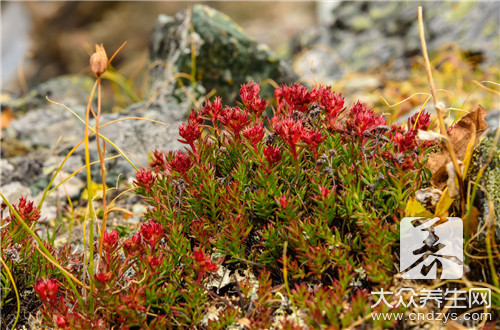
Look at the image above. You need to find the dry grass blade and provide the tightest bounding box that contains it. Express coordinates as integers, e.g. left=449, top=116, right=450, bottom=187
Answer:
left=418, top=6, right=465, bottom=215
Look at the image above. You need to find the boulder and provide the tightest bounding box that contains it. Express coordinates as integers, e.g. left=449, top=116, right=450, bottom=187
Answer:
left=149, top=4, right=298, bottom=104
left=466, top=129, right=500, bottom=243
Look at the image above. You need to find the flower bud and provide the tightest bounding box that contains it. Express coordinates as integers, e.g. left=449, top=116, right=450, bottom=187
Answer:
left=90, top=44, right=108, bottom=77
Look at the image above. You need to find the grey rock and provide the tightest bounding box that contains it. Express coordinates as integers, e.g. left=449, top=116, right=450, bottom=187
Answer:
left=149, top=4, right=298, bottom=103
left=293, top=1, right=500, bottom=82
left=0, top=181, right=31, bottom=204
left=466, top=129, right=500, bottom=243
left=4, top=75, right=94, bottom=113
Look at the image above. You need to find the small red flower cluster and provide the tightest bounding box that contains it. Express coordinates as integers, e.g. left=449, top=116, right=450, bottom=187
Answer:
left=243, top=123, right=265, bottom=152
left=11, top=197, right=41, bottom=224
left=34, top=278, right=59, bottom=303
left=178, top=109, right=202, bottom=157
left=218, top=106, right=251, bottom=139
left=263, top=145, right=282, bottom=168
left=102, top=229, right=120, bottom=252
left=123, top=232, right=142, bottom=255
left=167, top=151, right=193, bottom=175
left=346, top=102, right=386, bottom=140
left=140, top=219, right=164, bottom=249
left=272, top=117, right=304, bottom=159
left=275, top=84, right=344, bottom=116
left=240, top=80, right=268, bottom=117
left=134, top=168, right=155, bottom=191
left=193, top=248, right=218, bottom=282
left=34, top=278, right=76, bottom=329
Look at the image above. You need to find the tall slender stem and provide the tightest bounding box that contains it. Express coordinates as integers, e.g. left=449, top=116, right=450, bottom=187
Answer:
left=418, top=6, right=465, bottom=215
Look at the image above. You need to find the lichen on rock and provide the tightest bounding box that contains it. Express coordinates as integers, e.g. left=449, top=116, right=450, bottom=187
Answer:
left=466, top=129, right=500, bottom=242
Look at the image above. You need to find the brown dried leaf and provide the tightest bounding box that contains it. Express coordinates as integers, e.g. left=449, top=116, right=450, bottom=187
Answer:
left=463, top=206, right=480, bottom=237
left=426, top=105, right=488, bottom=189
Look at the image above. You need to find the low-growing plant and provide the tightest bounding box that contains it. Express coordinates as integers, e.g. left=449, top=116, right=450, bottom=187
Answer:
left=1, top=75, right=437, bottom=328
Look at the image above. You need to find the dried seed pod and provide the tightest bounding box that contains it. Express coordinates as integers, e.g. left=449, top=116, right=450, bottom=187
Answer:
left=90, top=44, right=108, bottom=77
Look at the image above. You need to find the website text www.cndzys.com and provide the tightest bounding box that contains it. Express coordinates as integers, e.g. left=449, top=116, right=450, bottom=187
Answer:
left=371, top=312, right=493, bottom=323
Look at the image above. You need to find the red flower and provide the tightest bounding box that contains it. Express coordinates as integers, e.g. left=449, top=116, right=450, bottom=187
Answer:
left=240, top=81, right=268, bottom=117
left=201, top=96, right=222, bottom=119
left=134, top=168, right=155, bottom=191
left=346, top=102, right=386, bottom=140
left=123, top=233, right=142, bottom=255
left=140, top=219, right=164, bottom=248
left=263, top=145, right=282, bottom=167
left=149, top=149, right=167, bottom=172
left=272, top=117, right=304, bottom=159
left=102, top=229, right=120, bottom=252
left=188, top=108, right=204, bottom=125
left=243, top=123, right=265, bottom=152
left=218, top=106, right=250, bottom=139
left=240, top=81, right=260, bottom=108
left=277, top=195, right=289, bottom=209
left=178, top=121, right=202, bottom=156
left=147, top=256, right=163, bottom=271
left=402, top=156, right=415, bottom=170
left=167, top=151, right=193, bottom=175
left=193, top=249, right=218, bottom=282
left=12, top=197, right=41, bottom=223
left=315, top=86, right=344, bottom=117
left=56, top=316, right=69, bottom=329
left=34, top=278, right=58, bottom=302
left=318, top=185, right=330, bottom=200
left=95, top=272, right=112, bottom=285
left=277, top=84, right=318, bottom=113
left=408, top=111, right=431, bottom=131
left=301, top=129, right=326, bottom=159
left=393, top=129, right=417, bottom=153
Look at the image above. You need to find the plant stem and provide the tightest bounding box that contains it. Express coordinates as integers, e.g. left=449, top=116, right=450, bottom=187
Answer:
left=418, top=6, right=465, bottom=215
left=84, top=80, right=97, bottom=312
left=96, top=77, right=109, bottom=265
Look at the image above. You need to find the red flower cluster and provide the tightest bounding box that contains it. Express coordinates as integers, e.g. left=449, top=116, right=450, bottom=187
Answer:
left=179, top=122, right=201, bottom=146
left=218, top=106, right=250, bottom=139
left=150, top=150, right=167, bottom=172
left=272, top=117, right=304, bottom=159
left=200, top=96, right=222, bottom=120
left=393, top=129, right=417, bottom=153
left=34, top=278, right=59, bottom=302
left=408, top=111, right=431, bottom=131
left=263, top=145, right=282, bottom=168
left=147, top=255, right=163, bottom=271
left=140, top=219, right=164, bottom=249
left=95, top=272, right=113, bottom=285
left=178, top=109, right=203, bottom=158
left=243, top=123, right=265, bottom=152
left=240, top=81, right=268, bottom=117
left=12, top=197, right=41, bottom=223
left=102, top=229, right=120, bottom=252
left=301, top=129, right=326, bottom=159
left=275, top=84, right=318, bottom=113
left=315, top=86, right=345, bottom=118
left=193, top=249, right=218, bottom=282
left=123, top=232, right=142, bottom=255
left=134, top=168, right=155, bottom=191
left=167, top=151, right=193, bottom=175
left=277, top=195, right=290, bottom=209
left=346, top=102, right=386, bottom=140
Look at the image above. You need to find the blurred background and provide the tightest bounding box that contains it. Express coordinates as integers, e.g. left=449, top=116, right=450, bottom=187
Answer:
left=2, top=1, right=498, bottom=113
left=1, top=1, right=316, bottom=93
